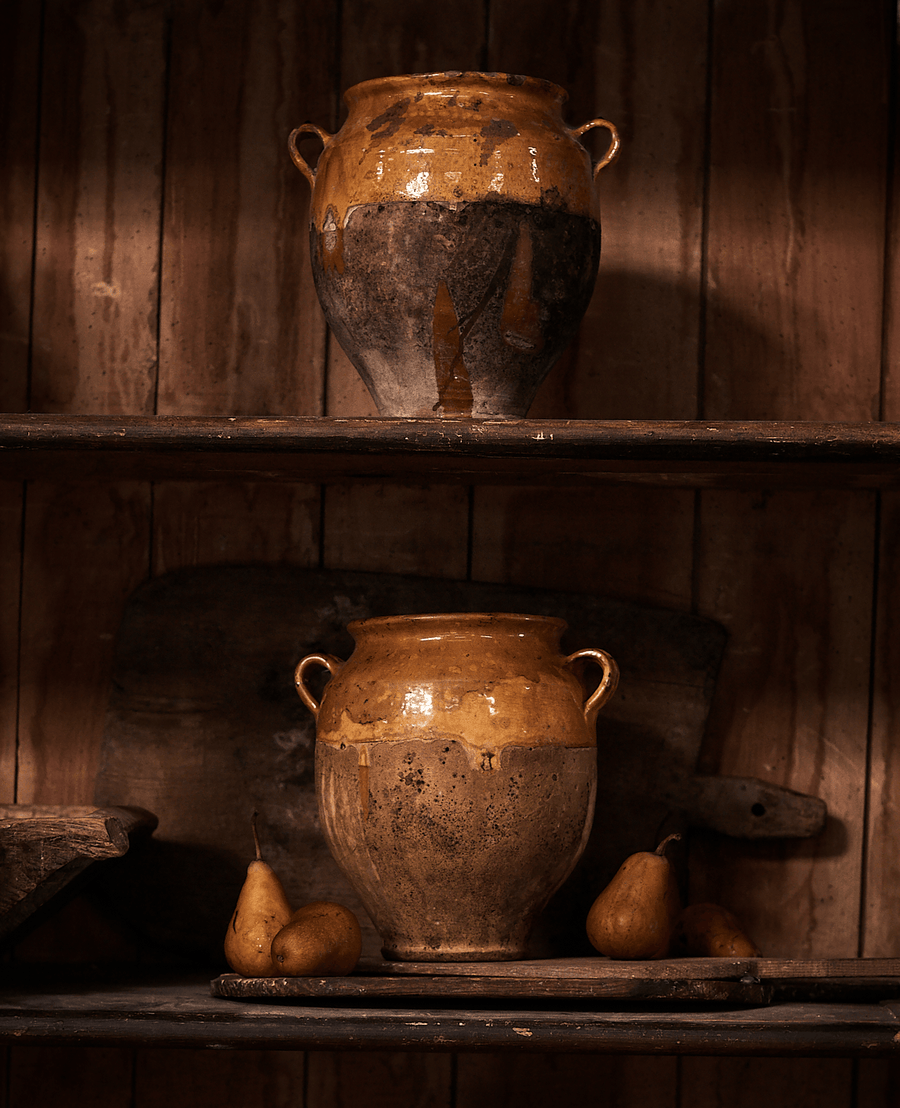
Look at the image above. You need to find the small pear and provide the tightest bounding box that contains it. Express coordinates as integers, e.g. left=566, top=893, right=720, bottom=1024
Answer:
left=223, top=813, right=292, bottom=977
left=586, top=833, right=681, bottom=960
left=271, top=901, right=362, bottom=976
left=672, top=903, right=761, bottom=958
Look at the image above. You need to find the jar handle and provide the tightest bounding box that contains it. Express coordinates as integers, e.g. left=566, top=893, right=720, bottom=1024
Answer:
left=572, top=118, right=621, bottom=180
left=288, top=122, right=334, bottom=188
left=294, top=653, right=344, bottom=718
left=565, top=648, right=619, bottom=721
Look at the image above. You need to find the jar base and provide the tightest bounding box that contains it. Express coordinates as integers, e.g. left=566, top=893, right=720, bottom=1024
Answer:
left=382, top=945, right=527, bottom=963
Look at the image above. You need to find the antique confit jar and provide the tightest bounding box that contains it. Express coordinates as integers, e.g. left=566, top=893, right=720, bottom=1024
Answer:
left=289, top=72, right=620, bottom=418
left=294, top=613, right=619, bottom=961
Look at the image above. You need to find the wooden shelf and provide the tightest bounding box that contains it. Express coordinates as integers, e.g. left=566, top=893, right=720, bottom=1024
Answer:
left=2, top=414, right=900, bottom=487
left=1, top=972, right=899, bottom=1055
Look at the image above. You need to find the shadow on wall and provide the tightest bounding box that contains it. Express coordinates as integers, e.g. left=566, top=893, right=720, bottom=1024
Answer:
left=528, top=265, right=790, bottom=422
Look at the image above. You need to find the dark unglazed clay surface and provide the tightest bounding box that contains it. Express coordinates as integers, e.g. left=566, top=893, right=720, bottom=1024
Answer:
left=317, top=738, right=596, bottom=961
left=311, top=198, right=601, bottom=417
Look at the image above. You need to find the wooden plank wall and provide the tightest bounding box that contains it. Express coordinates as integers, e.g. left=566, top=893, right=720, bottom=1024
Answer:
left=0, top=0, right=897, bottom=1105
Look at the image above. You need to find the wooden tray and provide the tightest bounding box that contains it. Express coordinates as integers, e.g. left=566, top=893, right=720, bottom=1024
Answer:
left=211, top=957, right=900, bottom=1006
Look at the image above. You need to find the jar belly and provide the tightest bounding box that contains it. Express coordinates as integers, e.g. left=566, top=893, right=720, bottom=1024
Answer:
left=310, top=199, right=601, bottom=418
left=316, top=737, right=597, bottom=961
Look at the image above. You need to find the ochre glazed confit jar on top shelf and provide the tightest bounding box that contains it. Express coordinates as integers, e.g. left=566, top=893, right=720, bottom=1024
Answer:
left=294, top=613, right=619, bottom=962
left=289, top=72, right=620, bottom=418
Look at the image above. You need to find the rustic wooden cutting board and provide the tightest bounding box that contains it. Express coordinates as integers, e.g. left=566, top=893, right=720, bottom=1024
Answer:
left=210, top=957, right=900, bottom=1006
left=92, top=566, right=825, bottom=965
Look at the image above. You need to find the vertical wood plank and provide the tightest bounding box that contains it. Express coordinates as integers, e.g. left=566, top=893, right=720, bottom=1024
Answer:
left=703, top=0, right=888, bottom=421
left=856, top=1059, right=900, bottom=1107
left=866, top=14, right=900, bottom=960
left=692, top=490, right=874, bottom=957
left=16, top=483, right=151, bottom=806
left=307, top=1052, right=451, bottom=1108
left=879, top=15, right=900, bottom=417
left=323, top=484, right=469, bottom=578
left=31, top=0, right=166, bottom=414
left=157, top=0, right=334, bottom=418
left=0, top=485, right=22, bottom=803
left=134, top=1049, right=304, bottom=1108
left=7, top=1045, right=134, bottom=1108
left=15, top=0, right=163, bottom=811
left=456, top=1053, right=677, bottom=1108
left=681, top=1057, right=853, bottom=1108
left=691, top=0, right=889, bottom=1010
left=529, top=0, right=710, bottom=420
left=0, top=0, right=41, bottom=412
left=471, top=485, right=695, bottom=612
left=864, top=492, right=900, bottom=957
left=151, top=482, right=321, bottom=575
left=340, top=1, right=485, bottom=90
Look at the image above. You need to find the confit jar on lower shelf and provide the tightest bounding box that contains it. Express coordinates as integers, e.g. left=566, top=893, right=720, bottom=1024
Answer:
left=294, top=612, right=618, bottom=961
left=289, top=71, right=619, bottom=419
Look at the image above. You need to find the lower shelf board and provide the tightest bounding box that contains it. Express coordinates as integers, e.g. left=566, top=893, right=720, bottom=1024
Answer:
left=1, top=962, right=899, bottom=1055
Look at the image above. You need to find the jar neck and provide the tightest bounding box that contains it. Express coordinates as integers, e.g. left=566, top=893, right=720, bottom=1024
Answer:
left=344, top=72, right=567, bottom=115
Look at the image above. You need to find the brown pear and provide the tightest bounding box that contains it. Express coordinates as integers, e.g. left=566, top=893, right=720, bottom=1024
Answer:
left=223, top=813, right=292, bottom=977
left=271, top=901, right=362, bottom=976
left=585, top=833, right=681, bottom=960
left=672, top=903, right=761, bottom=958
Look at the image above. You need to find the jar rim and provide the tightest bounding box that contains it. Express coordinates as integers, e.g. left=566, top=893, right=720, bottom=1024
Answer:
left=347, top=611, right=568, bottom=635
left=343, top=71, right=568, bottom=106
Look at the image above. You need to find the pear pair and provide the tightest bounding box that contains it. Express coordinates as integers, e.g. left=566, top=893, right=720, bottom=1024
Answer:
left=585, top=833, right=760, bottom=959
left=223, top=814, right=361, bottom=977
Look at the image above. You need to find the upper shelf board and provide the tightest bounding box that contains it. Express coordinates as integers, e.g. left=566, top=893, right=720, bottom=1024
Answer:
left=1, top=415, right=900, bottom=488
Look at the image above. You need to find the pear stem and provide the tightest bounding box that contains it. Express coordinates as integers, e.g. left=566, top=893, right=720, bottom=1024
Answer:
left=654, top=832, right=682, bottom=856
left=251, top=810, right=262, bottom=861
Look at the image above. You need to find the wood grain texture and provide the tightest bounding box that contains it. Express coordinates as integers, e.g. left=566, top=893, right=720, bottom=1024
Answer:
left=4, top=979, right=900, bottom=1054
left=531, top=0, right=709, bottom=420
left=681, top=1057, right=853, bottom=1108
left=15, top=483, right=150, bottom=806
left=0, top=485, right=22, bottom=804
left=692, top=490, right=875, bottom=957
left=703, top=0, right=888, bottom=421
left=864, top=491, right=900, bottom=957
left=7, top=1045, right=134, bottom=1108
left=471, top=485, right=695, bottom=612
left=323, top=484, right=470, bottom=577
left=307, top=1051, right=451, bottom=1108
left=30, top=0, right=166, bottom=415
left=157, top=0, right=334, bottom=418
left=0, top=805, right=155, bottom=943
left=134, top=1049, right=305, bottom=1108
left=0, top=0, right=40, bottom=412
left=856, top=1059, right=900, bottom=1107
left=151, top=482, right=321, bottom=574
left=339, top=0, right=486, bottom=94
left=880, top=30, right=900, bottom=419
left=456, top=1054, right=677, bottom=1108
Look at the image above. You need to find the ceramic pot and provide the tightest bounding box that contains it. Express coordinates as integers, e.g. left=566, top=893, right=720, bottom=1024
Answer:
left=294, top=613, right=618, bottom=961
left=289, top=72, right=619, bottom=418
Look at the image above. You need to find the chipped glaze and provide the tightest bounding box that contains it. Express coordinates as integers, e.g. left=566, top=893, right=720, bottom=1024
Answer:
left=289, top=72, right=620, bottom=419
left=294, top=612, right=619, bottom=961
